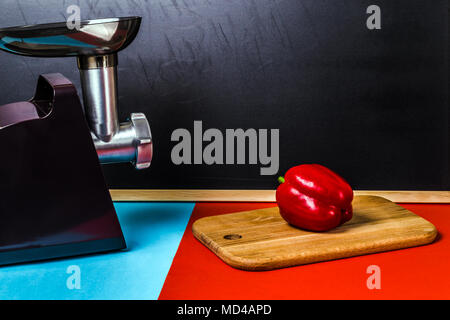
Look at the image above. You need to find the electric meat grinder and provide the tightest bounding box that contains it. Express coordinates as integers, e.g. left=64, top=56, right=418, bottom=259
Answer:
left=0, top=17, right=152, bottom=265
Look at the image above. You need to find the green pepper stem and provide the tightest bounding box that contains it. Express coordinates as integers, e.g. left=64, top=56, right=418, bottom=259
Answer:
left=278, top=176, right=285, bottom=184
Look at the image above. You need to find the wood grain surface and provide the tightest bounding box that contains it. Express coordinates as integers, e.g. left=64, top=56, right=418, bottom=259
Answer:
left=110, top=190, right=450, bottom=203
left=192, top=196, right=438, bottom=271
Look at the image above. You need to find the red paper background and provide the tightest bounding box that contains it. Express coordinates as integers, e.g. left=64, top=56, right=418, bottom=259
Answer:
left=159, top=203, right=450, bottom=300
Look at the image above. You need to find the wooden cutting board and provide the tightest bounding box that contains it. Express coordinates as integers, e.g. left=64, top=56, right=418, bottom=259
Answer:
left=192, top=196, right=437, bottom=271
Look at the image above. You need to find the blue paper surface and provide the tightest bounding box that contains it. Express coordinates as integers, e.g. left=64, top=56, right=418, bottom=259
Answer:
left=0, top=202, right=195, bottom=300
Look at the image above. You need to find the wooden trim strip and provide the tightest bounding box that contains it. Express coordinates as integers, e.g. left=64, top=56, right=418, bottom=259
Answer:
left=109, top=189, right=450, bottom=203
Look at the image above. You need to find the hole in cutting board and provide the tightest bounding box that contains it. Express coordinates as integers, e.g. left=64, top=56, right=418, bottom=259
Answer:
left=224, top=234, right=242, bottom=240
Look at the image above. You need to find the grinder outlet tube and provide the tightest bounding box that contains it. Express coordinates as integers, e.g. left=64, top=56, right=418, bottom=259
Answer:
left=92, top=113, right=153, bottom=170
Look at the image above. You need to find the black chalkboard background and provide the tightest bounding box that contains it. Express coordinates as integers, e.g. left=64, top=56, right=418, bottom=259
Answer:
left=0, top=0, right=448, bottom=190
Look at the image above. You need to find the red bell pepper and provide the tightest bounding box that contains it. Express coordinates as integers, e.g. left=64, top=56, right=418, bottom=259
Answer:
left=276, top=164, right=353, bottom=232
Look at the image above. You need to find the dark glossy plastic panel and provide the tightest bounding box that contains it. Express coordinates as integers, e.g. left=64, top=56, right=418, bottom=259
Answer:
left=0, top=73, right=126, bottom=266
